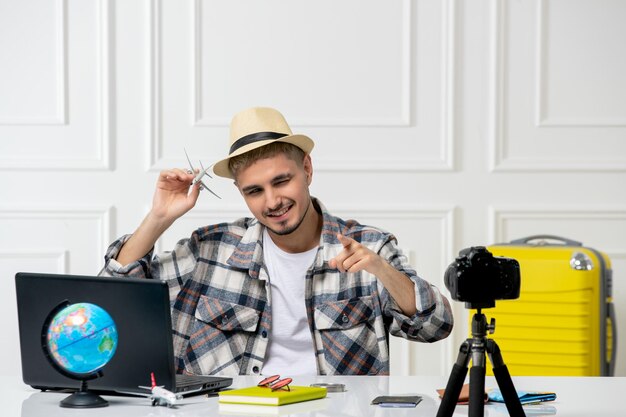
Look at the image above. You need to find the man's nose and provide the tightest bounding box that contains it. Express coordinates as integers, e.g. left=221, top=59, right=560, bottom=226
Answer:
left=265, top=188, right=281, bottom=210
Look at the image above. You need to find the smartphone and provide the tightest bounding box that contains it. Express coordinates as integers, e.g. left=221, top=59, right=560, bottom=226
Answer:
left=371, top=395, right=422, bottom=407
left=378, top=402, right=419, bottom=408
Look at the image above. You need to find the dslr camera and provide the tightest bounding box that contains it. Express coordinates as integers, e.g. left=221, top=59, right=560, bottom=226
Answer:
left=444, top=246, right=520, bottom=309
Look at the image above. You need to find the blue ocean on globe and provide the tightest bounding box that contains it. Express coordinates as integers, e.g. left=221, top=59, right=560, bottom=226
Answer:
left=46, top=302, right=118, bottom=375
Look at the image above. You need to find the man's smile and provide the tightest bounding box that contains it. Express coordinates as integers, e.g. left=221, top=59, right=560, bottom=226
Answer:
left=265, top=203, right=293, bottom=219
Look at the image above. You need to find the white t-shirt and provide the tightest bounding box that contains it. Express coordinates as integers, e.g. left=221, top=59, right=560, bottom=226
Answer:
left=261, top=228, right=318, bottom=376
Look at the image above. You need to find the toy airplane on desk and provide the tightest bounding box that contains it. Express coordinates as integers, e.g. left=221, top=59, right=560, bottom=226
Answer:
left=184, top=149, right=221, bottom=199
left=136, top=372, right=182, bottom=408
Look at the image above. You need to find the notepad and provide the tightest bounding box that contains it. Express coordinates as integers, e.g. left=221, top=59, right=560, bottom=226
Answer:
left=219, top=398, right=329, bottom=416
left=218, top=385, right=327, bottom=406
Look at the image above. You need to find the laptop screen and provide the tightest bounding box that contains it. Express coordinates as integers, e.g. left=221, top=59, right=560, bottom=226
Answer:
left=15, top=272, right=230, bottom=395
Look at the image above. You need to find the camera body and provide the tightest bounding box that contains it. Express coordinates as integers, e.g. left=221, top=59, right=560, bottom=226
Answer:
left=445, top=246, right=520, bottom=309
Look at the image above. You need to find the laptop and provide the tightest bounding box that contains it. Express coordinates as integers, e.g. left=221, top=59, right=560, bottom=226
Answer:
left=15, top=272, right=232, bottom=396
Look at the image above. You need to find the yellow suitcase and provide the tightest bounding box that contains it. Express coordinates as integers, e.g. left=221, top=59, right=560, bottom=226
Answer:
left=470, top=235, right=615, bottom=376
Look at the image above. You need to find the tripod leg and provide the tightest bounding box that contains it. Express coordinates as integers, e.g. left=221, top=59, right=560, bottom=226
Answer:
left=469, top=348, right=486, bottom=417
left=486, top=340, right=526, bottom=417
left=436, top=341, right=471, bottom=417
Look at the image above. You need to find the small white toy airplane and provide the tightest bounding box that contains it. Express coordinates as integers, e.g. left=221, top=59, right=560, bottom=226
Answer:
left=184, top=148, right=221, bottom=199
left=138, top=372, right=182, bottom=408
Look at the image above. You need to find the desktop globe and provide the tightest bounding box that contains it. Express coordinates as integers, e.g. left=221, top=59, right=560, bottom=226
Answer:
left=43, top=302, right=118, bottom=408
left=46, top=302, right=118, bottom=374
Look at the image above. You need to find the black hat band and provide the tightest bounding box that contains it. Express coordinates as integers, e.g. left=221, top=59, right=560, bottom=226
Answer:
left=229, top=131, right=288, bottom=155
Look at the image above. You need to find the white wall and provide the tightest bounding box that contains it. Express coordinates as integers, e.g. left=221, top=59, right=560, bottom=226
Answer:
left=1, top=0, right=625, bottom=378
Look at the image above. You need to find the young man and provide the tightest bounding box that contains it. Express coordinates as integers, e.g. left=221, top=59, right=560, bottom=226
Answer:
left=100, top=107, right=453, bottom=376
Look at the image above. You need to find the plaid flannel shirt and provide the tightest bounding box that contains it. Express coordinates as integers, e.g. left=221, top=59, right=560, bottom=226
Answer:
left=100, top=199, right=453, bottom=376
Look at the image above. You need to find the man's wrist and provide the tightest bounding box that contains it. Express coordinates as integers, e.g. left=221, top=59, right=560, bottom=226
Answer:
left=144, top=211, right=175, bottom=236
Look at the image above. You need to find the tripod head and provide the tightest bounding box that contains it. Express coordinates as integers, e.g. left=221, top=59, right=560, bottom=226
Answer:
left=470, top=309, right=496, bottom=340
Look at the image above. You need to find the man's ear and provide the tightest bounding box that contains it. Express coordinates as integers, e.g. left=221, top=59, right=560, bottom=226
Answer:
left=303, top=154, right=313, bottom=184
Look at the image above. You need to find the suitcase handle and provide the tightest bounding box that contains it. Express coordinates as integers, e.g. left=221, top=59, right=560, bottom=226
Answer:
left=509, top=235, right=582, bottom=246
left=608, top=303, right=617, bottom=376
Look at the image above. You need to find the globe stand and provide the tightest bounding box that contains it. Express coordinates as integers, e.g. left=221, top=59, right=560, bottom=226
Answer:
left=60, top=380, right=108, bottom=408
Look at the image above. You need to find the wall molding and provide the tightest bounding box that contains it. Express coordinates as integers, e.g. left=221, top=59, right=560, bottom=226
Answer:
left=0, top=250, right=69, bottom=274
left=0, top=0, right=112, bottom=171
left=0, top=206, right=113, bottom=269
left=535, top=0, right=626, bottom=127
left=330, top=205, right=456, bottom=268
left=190, top=0, right=413, bottom=127
left=487, top=0, right=626, bottom=172
left=488, top=205, right=626, bottom=251
left=147, top=0, right=456, bottom=173
left=0, top=0, right=67, bottom=126
left=147, top=0, right=162, bottom=173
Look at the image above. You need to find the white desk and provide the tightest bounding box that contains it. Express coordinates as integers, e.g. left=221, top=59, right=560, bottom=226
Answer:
left=5, top=374, right=624, bottom=416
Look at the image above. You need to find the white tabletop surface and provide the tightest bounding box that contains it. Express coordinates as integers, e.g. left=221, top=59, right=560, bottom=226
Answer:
left=5, top=374, right=625, bottom=417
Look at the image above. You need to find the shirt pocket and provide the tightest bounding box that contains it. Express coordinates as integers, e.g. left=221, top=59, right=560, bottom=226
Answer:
left=194, top=296, right=260, bottom=332
left=313, top=296, right=383, bottom=375
left=184, top=295, right=261, bottom=375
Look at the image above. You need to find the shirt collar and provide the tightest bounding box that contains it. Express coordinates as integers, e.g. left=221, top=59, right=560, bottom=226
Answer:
left=226, top=197, right=342, bottom=277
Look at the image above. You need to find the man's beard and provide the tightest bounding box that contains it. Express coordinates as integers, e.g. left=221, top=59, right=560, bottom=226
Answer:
left=264, top=199, right=311, bottom=236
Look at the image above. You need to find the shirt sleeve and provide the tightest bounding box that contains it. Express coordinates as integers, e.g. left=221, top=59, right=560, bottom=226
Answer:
left=376, top=236, right=454, bottom=343
left=98, top=233, right=199, bottom=303
left=99, top=234, right=154, bottom=278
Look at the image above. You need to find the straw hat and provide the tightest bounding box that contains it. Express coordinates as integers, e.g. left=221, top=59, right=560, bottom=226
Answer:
left=212, top=107, right=315, bottom=179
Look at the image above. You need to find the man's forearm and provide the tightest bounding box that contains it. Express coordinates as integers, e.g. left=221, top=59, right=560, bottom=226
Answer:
left=374, top=261, right=418, bottom=316
left=116, top=213, right=173, bottom=267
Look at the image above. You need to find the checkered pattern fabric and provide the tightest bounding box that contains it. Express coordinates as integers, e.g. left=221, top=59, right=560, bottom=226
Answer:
left=100, top=199, right=453, bottom=376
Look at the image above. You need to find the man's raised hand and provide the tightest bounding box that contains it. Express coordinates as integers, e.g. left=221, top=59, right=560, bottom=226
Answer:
left=151, top=168, right=201, bottom=223
left=329, top=233, right=385, bottom=275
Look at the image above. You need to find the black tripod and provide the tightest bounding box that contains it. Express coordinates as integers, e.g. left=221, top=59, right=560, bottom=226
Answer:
left=436, top=308, right=526, bottom=417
